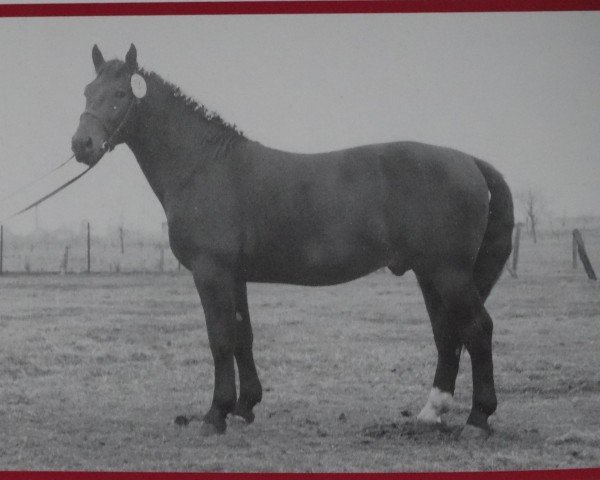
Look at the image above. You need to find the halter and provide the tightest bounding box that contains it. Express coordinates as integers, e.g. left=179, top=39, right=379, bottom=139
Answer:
left=82, top=93, right=139, bottom=157
left=81, top=71, right=146, bottom=157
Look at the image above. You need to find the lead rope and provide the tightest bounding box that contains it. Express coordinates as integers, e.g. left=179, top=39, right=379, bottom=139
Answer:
left=2, top=95, right=139, bottom=222
left=4, top=164, right=96, bottom=220
left=0, top=154, right=74, bottom=204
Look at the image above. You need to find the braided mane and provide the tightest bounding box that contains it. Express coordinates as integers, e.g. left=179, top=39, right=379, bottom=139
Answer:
left=141, top=68, right=245, bottom=138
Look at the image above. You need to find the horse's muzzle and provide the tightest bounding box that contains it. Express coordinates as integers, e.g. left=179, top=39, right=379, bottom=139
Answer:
left=71, top=135, right=102, bottom=166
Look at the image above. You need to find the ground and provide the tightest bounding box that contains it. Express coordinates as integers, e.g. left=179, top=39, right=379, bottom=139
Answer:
left=0, top=235, right=599, bottom=471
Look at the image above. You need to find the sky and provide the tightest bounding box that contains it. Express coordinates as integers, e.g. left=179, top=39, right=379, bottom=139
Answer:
left=0, top=11, right=599, bottom=234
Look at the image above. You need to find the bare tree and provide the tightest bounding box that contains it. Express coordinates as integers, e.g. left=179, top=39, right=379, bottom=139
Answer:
left=517, top=188, right=547, bottom=244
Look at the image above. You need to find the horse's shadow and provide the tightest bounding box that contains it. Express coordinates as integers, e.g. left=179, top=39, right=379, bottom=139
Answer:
left=175, top=412, right=464, bottom=440
left=361, top=420, right=461, bottom=442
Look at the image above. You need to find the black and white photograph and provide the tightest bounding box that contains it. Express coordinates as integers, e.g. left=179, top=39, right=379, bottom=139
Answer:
left=0, top=5, right=599, bottom=472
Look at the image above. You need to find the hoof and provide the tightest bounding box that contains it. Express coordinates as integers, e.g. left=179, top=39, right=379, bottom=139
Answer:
left=232, top=407, right=255, bottom=424
left=414, top=418, right=445, bottom=431
left=174, top=414, right=201, bottom=426
left=411, top=418, right=453, bottom=437
left=416, top=414, right=443, bottom=426
left=459, top=423, right=491, bottom=441
left=199, top=420, right=225, bottom=436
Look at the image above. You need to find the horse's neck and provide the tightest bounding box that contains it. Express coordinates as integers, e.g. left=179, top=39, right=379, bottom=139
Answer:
left=126, top=92, right=239, bottom=205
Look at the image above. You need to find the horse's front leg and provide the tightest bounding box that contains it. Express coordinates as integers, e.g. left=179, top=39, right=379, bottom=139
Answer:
left=232, top=281, right=262, bottom=423
left=192, top=257, right=237, bottom=435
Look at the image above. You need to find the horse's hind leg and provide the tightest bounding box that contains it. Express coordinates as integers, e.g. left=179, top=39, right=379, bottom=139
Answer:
left=417, top=266, right=497, bottom=437
left=415, top=274, right=461, bottom=424
left=232, top=281, right=262, bottom=423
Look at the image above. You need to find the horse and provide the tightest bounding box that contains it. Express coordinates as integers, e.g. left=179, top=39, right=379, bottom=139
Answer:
left=71, top=44, right=514, bottom=439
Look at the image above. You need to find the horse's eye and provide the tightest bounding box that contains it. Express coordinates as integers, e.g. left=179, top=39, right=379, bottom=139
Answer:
left=115, top=90, right=127, bottom=98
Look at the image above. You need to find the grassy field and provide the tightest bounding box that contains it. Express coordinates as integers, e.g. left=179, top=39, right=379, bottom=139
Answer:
left=0, top=235, right=599, bottom=472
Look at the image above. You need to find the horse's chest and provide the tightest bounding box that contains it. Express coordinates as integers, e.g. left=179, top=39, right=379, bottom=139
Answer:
left=165, top=195, right=242, bottom=267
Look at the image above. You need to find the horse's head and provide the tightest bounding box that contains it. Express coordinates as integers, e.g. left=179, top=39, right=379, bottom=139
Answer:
left=71, top=44, right=146, bottom=166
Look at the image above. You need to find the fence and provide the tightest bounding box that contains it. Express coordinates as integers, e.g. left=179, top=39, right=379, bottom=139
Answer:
left=0, top=221, right=598, bottom=278
left=505, top=221, right=599, bottom=280
left=0, top=222, right=180, bottom=274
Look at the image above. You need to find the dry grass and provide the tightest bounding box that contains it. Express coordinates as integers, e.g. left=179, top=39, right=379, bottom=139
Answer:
left=0, top=235, right=599, bottom=471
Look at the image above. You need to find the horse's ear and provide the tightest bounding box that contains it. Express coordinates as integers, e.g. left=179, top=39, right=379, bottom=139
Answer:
left=125, top=43, right=138, bottom=71
left=92, top=44, right=105, bottom=73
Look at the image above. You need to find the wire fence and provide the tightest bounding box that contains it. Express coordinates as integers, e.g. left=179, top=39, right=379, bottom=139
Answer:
left=0, top=220, right=598, bottom=278
left=0, top=222, right=180, bottom=274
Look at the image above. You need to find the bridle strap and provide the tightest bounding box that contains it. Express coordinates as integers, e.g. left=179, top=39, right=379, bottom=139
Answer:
left=82, top=95, right=139, bottom=155
left=101, top=97, right=139, bottom=153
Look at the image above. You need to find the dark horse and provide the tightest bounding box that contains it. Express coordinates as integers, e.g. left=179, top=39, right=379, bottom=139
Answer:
left=72, top=44, right=514, bottom=439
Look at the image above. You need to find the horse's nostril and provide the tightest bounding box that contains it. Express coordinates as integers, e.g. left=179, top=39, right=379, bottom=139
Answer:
left=71, top=136, right=94, bottom=157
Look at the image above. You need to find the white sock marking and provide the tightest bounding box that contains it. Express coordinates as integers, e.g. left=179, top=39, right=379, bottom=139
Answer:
left=417, top=387, right=453, bottom=424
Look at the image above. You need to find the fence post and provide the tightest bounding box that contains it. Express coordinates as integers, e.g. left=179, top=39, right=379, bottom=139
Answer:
left=512, top=223, right=521, bottom=273
left=159, top=247, right=165, bottom=272
left=120, top=227, right=125, bottom=254
left=0, top=225, right=3, bottom=275
left=572, top=233, right=578, bottom=269
left=572, top=229, right=597, bottom=280
left=63, top=246, right=69, bottom=273
left=87, top=222, right=91, bottom=273
left=506, top=223, right=520, bottom=278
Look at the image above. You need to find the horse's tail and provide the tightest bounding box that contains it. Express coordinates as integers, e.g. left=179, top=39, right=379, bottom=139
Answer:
left=473, top=158, right=514, bottom=302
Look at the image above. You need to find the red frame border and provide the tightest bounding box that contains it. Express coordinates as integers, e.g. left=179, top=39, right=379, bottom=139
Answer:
left=0, top=0, right=599, bottom=17
left=1, top=1, right=599, bottom=478
left=0, top=471, right=599, bottom=479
